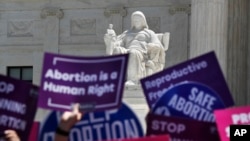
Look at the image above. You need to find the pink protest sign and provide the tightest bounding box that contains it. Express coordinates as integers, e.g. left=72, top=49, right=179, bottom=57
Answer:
left=28, top=122, right=39, bottom=141
left=146, top=113, right=220, bottom=141
left=214, top=106, right=250, bottom=141
left=108, top=135, right=170, bottom=141
left=38, top=52, right=128, bottom=112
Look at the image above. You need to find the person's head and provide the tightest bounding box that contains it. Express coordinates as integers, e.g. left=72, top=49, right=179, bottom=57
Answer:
left=131, top=11, right=148, bottom=30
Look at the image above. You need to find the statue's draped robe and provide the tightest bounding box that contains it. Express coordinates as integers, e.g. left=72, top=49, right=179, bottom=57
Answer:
left=113, top=28, right=164, bottom=84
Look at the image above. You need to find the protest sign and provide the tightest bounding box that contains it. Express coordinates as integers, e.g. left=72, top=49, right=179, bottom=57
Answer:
left=140, top=51, right=234, bottom=109
left=214, top=105, right=250, bottom=141
left=152, top=82, right=226, bottom=122
left=108, top=134, right=170, bottom=141
left=39, top=103, right=144, bottom=141
left=229, top=125, right=250, bottom=141
left=146, top=113, right=220, bottom=141
left=38, top=52, right=128, bottom=112
left=0, top=75, right=38, bottom=141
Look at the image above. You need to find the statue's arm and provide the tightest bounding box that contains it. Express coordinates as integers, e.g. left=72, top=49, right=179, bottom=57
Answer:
left=148, top=30, right=163, bottom=48
left=104, top=25, right=118, bottom=55
left=104, top=33, right=116, bottom=55
left=146, top=30, right=166, bottom=72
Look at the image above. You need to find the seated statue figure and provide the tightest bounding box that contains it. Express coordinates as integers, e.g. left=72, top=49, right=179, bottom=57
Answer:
left=104, top=11, right=169, bottom=86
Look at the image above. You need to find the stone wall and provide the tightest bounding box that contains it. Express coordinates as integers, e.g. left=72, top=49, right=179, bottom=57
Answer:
left=0, top=0, right=191, bottom=125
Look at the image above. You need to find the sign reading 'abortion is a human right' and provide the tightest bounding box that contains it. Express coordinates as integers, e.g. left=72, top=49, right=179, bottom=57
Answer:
left=38, top=53, right=128, bottom=112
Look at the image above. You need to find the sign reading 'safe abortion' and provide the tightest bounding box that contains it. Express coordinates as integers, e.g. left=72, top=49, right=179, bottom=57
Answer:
left=38, top=53, right=128, bottom=112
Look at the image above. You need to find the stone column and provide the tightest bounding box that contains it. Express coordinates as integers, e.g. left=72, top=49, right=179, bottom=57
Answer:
left=190, top=0, right=228, bottom=74
left=248, top=1, right=250, bottom=105
left=227, top=0, right=248, bottom=105
left=35, top=7, right=64, bottom=122
left=41, top=7, right=63, bottom=53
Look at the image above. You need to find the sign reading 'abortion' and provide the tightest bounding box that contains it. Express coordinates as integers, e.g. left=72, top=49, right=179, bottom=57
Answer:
left=39, top=103, right=143, bottom=141
left=38, top=53, right=128, bottom=112
left=0, top=75, right=38, bottom=141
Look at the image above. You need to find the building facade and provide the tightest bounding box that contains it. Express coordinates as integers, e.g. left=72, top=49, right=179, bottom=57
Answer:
left=0, top=0, right=249, bottom=122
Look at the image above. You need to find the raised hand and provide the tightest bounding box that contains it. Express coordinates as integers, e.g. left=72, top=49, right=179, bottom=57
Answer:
left=55, top=103, right=83, bottom=141
left=4, top=130, right=20, bottom=141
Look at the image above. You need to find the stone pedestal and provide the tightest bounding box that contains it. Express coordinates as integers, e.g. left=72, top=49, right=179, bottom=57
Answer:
left=123, top=85, right=149, bottom=133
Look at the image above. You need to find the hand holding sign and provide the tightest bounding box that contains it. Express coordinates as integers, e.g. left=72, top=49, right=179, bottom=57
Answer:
left=59, top=104, right=83, bottom=131
left=55, top=103, right=83, bottom=141
left=3, top=130, right=20, bottom=141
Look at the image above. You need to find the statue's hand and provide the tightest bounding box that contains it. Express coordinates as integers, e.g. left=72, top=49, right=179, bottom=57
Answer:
left=147, top=43, right=159, bottom=48
left=146, top=60, right=155, bottom=68
left=104, top=33, right=112, bottom=40
left=104, top=33, right=118, bottom=55
left=104, top=29, right=117, bottom=41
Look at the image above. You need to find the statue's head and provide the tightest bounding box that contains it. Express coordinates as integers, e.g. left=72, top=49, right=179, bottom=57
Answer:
left=131, top=11, right=148, bottom=30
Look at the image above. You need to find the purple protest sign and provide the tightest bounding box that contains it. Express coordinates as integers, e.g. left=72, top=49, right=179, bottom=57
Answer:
left=146, top=113, right=220, bottom=141
left=0, top=74, right=38, bottom=141
left=152, top=82, right=226, bottom=122
left=38, top=52, right=128, bottom=112
left=140, top=51, right=234, bottom=109
left=39, top=103, right=143, bottom=141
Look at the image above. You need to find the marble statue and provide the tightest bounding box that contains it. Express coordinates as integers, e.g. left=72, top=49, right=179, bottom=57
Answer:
left=104, top=11, right=169, bottom=86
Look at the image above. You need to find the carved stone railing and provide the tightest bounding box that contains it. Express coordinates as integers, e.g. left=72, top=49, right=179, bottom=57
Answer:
left=40, top=7, right=64, bottom=19
left=104, top=7, right=127, bottom=17
left=169, top=5, right=191, bottom=15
